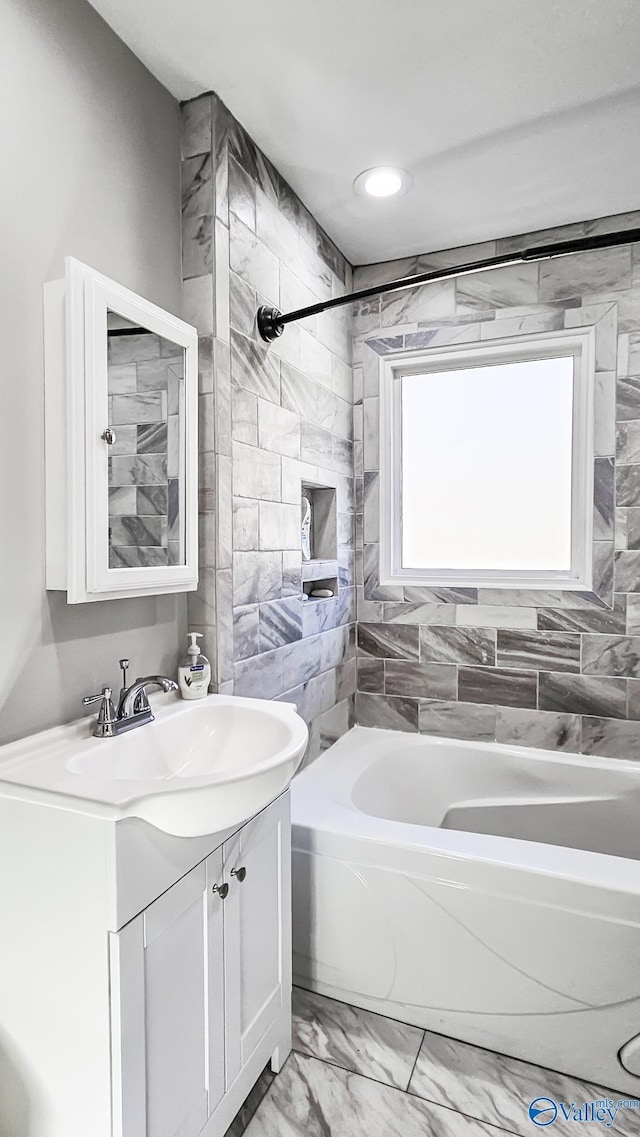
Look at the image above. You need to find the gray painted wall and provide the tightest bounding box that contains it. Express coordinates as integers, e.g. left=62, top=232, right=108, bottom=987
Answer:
left=0, top=0, right=185, bottom=744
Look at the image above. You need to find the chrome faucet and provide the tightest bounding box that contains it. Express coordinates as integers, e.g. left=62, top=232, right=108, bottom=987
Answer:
left=83, top=659, right=178, bottom=738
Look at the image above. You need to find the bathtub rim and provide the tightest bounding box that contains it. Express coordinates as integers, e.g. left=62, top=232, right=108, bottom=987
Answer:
left=291, top=725, right=640, bottom=897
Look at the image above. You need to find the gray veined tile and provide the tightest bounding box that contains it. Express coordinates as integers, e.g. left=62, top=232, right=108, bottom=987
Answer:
left=616, top=422, right=640, bottom=465
left=539, top=245, right=631, bottom=302
left=420, top=626, right=495, bottom=666
left=182, top=212, right=213, bottom=279
left=616, top=464, right=640, bottom=508
left=581, top=716, right=640, bottom=760
left=181, top=153, right=213, bottom=218
left=181, top=95, right=212, bottom=159
left=456, top=261, right=538, bottom=309
left=233, top=441, right=280, bottom=502
left=111, top=392, right=166, bottom=426
left=292, top=987, right=423, bottom=1091
left=230, top=327, right=280, bottom=403
left=616, top=375, right=640, bottom=421
left=537, top=595, right=626, bottom=634
left=231, top=386, right=258, bottom=445
left=243, top=1050, right=512, bottom=1137
left=385, top=660, right=456, bottom=700
left=109, top=516, right=166, bottom=548
left=593, top=457, right=614, bottom=541
left=623, top=508, right=640, bottom=551
left=228, top=155, right=256, bottom=232
left=538, top=672, right=627, bottom=718
left=109, top=546, right=168, bottom=568
left=582, top=634, right=640, bottom=678
left=355, top=691, right=419, bottom=732
left=419, top=700, right=496, bottom=742
left=137, top=423, right=168, bottom=454
left=357, top=657, right=385, bottom=693
left=229, top=212, right=279, bottom=306
left=495, top=707, right=581, bottom=752
left=384, top=603, right=457, bottom=626
left=458, top=667, right=537, bottom=710
left=496, top=630, right=580, bottom=673
left=232, top=604, right=260, bottom=661
left=229, top=271, right=258, bottom=338
left=137, top=486, right=168, bottom=515
left=357, top=623, right=419, bottom=660
left=108, top=486, right=137, bottom=515
left=109, top=455, right=167, bottom=487
left=614, top=550, right=640, bottom=593
left=259, top=597, right=303, bottom=651
left=259, top=399, right=300, bottom=458
left=409, top=1030, right=635, bottom=1137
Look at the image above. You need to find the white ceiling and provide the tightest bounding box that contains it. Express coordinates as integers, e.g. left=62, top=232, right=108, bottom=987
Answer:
left=88, top=0, right=640, bottom=265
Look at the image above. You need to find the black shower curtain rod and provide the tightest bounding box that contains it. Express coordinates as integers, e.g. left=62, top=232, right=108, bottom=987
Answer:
left=256, top=225, right=640, bottom=342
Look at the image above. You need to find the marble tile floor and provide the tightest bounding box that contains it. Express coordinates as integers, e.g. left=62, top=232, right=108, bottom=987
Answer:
left=225, top=986, right=637, bottom=1137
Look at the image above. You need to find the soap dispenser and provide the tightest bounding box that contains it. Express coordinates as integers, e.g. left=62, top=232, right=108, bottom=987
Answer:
left=178, top=632, right=211, bottom=700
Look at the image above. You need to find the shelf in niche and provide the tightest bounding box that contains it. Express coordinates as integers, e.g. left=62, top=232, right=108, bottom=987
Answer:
left=303, top=574, right=338, bottom=603
left=301, top=559, right=339, bottom=583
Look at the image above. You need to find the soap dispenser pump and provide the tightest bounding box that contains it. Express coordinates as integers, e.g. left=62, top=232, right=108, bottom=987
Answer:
left=178, top=632, right=211, bottom=700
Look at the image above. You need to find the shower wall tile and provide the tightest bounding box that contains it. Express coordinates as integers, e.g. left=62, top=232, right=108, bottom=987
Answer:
left=353, top=220, right=640, bottom=757
left=418, top=700, right=496, bottom=742
left=458, top=667, right=537, bottom=710
left=356, top=691, right=419, bottom=733
left=384, top=661, right=456, bottom=700
left=538, top=672, right=627, bottom=718
left=357, top=623, right=420, bottom=660
left=419, top=627, right=495, bottom=666
left=182, top=92, right=354, bottom=750
left=495, top=630, right=580, bottom=673
left=495, top=708, right=581, bottom=752
left=581, top=634, right=640, bottom=677
left=580, top=715, right=640, bottom=759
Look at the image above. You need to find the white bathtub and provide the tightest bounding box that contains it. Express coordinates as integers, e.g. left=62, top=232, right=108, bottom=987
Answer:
left=291, top=726, right=640, bottom=1093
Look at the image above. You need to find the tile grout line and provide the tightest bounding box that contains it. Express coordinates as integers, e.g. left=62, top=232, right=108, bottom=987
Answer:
left=282, top=1046, right=527, bottom=1137
left=403, top=1028, right=426, bottom=1093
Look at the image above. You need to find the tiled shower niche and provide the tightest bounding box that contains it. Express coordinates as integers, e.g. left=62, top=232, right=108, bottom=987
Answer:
left=302, top=483, right=338, bottom=602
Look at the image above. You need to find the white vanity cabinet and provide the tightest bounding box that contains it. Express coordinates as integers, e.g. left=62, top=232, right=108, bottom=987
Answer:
left=110, top=795, right=291, bottom=1137
left=0, top=787, right=292, bottom=1137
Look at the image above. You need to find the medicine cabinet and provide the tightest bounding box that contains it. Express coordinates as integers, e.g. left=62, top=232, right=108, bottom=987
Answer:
left=44, top=258, right=198, bottom=603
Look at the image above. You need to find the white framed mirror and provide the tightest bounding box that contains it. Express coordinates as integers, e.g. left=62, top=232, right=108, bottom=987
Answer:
left=44, top=258, right=199, bottom=603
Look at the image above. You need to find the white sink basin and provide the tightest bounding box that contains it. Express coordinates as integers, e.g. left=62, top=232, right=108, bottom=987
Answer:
left=0, top=695, right=308, bottom=837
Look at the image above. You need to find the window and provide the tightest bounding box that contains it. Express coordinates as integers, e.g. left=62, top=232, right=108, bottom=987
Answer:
left=380, top=331, right=595, bottom=590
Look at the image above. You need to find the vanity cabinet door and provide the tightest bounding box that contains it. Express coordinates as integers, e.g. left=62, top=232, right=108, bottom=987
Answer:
left=110, top=850, right=226, bottom=1137
left=222, top=793, right=291, bottom=1087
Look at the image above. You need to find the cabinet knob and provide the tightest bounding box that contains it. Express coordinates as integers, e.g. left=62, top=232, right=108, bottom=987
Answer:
left=212, top=882, right=229, bottom=899
left=231, top=866, right=247, bottom=883
left=102, top=427, right=117, bottom=445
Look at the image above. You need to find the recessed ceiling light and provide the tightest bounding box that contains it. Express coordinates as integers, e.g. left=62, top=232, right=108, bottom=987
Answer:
left=353, top=166, right=413, bottom=198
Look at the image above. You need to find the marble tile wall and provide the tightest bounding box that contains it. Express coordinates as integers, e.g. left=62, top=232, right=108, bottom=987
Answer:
left=107, top=331, right=183, bottom=567
left=353, top=211, right=640, bottom=759
left=181, top=94, right=355, bottom=760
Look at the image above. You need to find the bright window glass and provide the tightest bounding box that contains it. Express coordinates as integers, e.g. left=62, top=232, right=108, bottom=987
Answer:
left=400, top=357, right=575, bottom=572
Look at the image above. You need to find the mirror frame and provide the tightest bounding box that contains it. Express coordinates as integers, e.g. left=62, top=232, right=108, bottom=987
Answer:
left=44, top=258, right=199, bottom=603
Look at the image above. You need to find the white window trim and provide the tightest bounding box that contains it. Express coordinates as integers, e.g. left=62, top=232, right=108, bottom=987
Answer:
left=379, top=328, right=596, bottom=591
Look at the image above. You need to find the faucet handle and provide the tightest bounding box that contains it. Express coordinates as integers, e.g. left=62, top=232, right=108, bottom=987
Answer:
left=82, top=687, right=117, bottom=737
